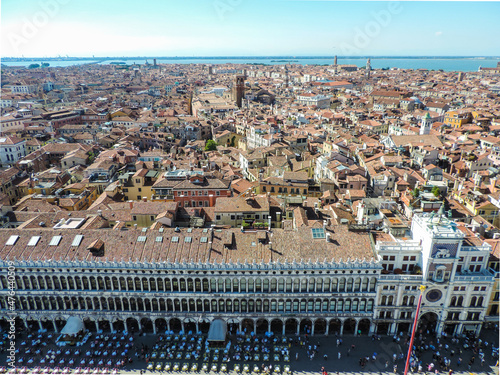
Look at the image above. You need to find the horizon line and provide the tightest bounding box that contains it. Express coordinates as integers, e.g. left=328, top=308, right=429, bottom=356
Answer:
left=3, top=55, right=500, bottom=60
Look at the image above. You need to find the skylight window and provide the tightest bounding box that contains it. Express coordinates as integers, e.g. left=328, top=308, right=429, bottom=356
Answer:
left=312, top=228, right=326, bottom=239
left=6, top=235, right=19, bottom=246
left=156, top=236, right=163, bottom=243
left=137, top=236, right=147, bottom=242
left=27, top=236, right=41, bottom=246
left=49, top=236, right=62, bottom=246
left=171, top=237, right=179, bottom=243
left=200, top=237, right=208, bottom=243
left=72, top=235, right=84, bottom=247
left=185, top=237, right=192, bottom=243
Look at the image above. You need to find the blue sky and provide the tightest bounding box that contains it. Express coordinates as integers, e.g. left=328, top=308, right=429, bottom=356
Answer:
left=1, top=0, right=499, bottom=57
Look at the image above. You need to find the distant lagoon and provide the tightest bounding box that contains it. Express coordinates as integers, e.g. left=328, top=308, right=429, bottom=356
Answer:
left=2, top=56, right=499, bottom=72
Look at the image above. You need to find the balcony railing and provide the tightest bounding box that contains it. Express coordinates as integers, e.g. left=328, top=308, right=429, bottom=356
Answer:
left=379, top=274, right=422, bottom=281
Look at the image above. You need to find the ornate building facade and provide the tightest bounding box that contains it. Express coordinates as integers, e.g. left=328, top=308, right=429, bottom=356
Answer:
left=0, top=213, right=494, bottom=337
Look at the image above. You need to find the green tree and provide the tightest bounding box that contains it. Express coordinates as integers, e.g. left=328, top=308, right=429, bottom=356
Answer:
left=431, top=186, right=441, bottom=197
left=230, top=136, right=236, bottom=147
left=28, top=64, right=40, bottom=69
left=204, top=139, right=217, bottom=151
left=411, top=188, right=420, bottom=198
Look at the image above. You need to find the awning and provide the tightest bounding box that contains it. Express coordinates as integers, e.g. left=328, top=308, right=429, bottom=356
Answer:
left=207, top=319, right=227, bottom=342
left=463, top=324, right=477, bottom=331
left=60, top=317, right=84, bottom=336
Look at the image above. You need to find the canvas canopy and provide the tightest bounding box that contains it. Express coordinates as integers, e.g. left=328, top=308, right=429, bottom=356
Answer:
left=60, top=317, right=84, bottom=336
left=207, top=319, right=227, bottom=342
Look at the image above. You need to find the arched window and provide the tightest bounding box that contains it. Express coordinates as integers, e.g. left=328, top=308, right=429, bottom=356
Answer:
left=369, top=278, right=376, bottom=291
left=324, top=278, right=331, bottom=292
left=339, top=278, right=345, bottom=292
left=278, top=279, right=285, bottom=292
left=344, top=299, right=351, bottom=311
left=254, top=279, right=261, bottom=292
left=352, top=299, right=359, bottom=311
left=262, top=279, right=269, bottom=293
left=271, top=279, right=277, bottom=292
left=366, top=299, right=374, bottom=311
left=361, top=278, right=368, bottom=291
left=248, top=300, right=255, bottom=312
left=346, top=278, right=353, bottom=292
left=172, top=278, right=179, bottom=292
left=359, top=299, right=366, bottom=311
left=337, top=299, right=343, bottom=311
left=308, top=279, right=315, bottom=292
left=248, top=279, right=254, bottom=292
left=470, top=296, right=477, bottom=307
left=353, top=278, right=360, bottom=292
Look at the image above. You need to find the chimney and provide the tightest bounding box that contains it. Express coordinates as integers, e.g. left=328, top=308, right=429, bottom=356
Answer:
left=97, top=210, right=102, bottom=217
left=129, top=201, right=133, bottom=209
left=142, top=197, right=147, bottom=202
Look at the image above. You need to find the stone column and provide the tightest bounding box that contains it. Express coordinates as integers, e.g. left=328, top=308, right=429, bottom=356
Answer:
left=354, top=320, right=359, bottom=336
left=339, top=321, right=344, bottom=336
left=311, top=323, right=315, bottom=336
left=296, top=324, right=300, bottom=336
left=325, top=323, right=330, bottom=336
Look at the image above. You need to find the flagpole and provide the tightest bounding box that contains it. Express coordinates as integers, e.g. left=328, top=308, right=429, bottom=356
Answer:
left=404, top=285, right=426, bottom=375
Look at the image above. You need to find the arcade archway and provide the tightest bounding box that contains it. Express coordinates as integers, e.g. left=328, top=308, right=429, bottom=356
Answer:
left=256, top=319, right=268, bottom=334
left=314, top=319, right=327, bottom=335
left=270, top=319, right=283, bottom=334
left=419, top=312, right=438, bottom=334
left=285, top=319, right=298, bottom=335
left=329, top=319, right=341, bottom=336
left=344, top=318, right=356, bottom=334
